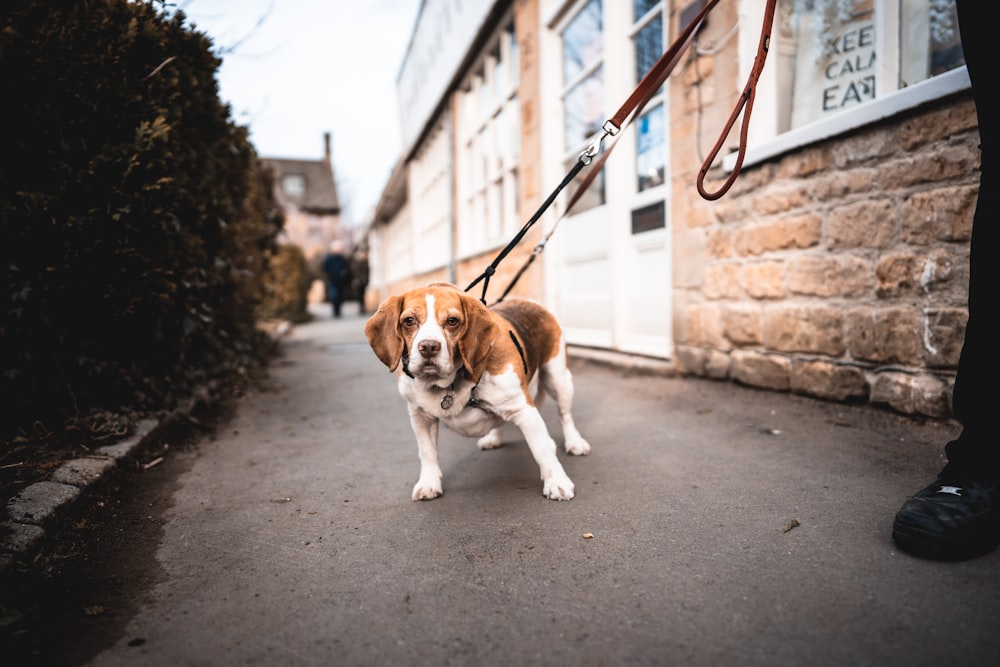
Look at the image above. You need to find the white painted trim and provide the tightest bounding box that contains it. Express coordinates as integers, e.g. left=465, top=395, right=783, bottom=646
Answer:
left=724, top=66, right=970, bottom=172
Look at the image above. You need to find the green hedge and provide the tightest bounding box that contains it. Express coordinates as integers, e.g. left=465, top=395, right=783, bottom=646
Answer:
left=257, top=243, right=313, bottom=324
left=0, top=0, right=283, bottom=436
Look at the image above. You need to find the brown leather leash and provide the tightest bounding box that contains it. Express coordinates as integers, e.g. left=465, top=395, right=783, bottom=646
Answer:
left=697, top=0, right=777, bottom=200
left=467, top=0, right=776, bottom=305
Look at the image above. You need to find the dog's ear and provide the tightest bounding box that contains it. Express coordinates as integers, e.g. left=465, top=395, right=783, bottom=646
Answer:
left=365, top=296, right=404, bottom=372
left=458, top=294, right=501, bottom=384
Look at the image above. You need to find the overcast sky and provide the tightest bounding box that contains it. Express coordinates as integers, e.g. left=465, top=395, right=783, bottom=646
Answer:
left=181, top=0, right=422, bottom=226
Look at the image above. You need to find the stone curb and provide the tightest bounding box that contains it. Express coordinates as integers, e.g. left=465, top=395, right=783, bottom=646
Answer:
left=0, top=418, right=160, bottom=577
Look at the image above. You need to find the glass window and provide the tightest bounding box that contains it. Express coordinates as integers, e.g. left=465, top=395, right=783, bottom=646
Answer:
left=282, top=174, right=306, bottom=198
left=634, top=0, right=659, bottom=21
left=562, top=0, right=603, bottom=85
left=563, top=65, right=604, bottom=150
left=634, top=13, right=662, bottom=83
left=778, top=0, right=964, bottom=132
left=507, top=24, right=519, bottom=90
left=631, top=1, right=666, bottom=193
left=900, top=0, right=963, bottom=83
left=493, top=48, right=505, bottom=107
left=479, top=70, right=491, bottom=120
left=636, top=103, right=665, bottom=191
left=562, top=0, right=605, bottom=213
left=631, top=200, right=666, bottom=234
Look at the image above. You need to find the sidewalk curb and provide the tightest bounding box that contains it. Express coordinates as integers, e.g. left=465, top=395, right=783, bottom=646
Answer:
left=0, top=323, right=293, bottom=580
left=568, top=345, right=676, bottom=376
left=0, top=418, right=161, bottom=577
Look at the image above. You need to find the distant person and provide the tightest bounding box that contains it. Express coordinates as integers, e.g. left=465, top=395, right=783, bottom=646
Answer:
left=350, top=247, right=370, bottom=314
left=321, top=240, right=351, bottom=318
left=891, top=0, right=999, bottom=561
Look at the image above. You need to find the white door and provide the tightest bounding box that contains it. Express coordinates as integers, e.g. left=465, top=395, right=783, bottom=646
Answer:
left=545, top=0, right=672, bottom=359
left=550, top=191, right=672, bottom=359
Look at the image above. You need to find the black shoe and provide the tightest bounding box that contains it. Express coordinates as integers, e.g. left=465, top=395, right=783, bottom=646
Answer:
left=892, top=476, right=1000, bottom=561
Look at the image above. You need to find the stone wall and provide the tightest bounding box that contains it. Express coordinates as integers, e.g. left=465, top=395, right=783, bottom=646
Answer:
left=670, top=94, right=979, bottom=418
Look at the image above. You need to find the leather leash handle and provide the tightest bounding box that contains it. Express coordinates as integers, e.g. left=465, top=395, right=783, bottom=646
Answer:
left=697, top=0, right=777, bottom=200
left=608, top=0, right=720, bottom=130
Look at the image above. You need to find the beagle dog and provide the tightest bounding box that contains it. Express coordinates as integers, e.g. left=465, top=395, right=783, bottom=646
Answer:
left=364, top=283, right=591, bottom=501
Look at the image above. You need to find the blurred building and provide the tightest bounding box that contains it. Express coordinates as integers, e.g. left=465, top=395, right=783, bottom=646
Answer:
left=365, top=0, right=973, bottom=419
left=263, top=132, right=343, bottom=264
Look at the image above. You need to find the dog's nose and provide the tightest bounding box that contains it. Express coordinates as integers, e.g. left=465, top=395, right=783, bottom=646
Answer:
left=417, top=340, right=440, bottom=359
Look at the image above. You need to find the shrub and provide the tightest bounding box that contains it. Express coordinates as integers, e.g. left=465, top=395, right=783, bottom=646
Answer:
left=257, top=243, right=313, bottom=324
left=0, top=0, right=283, bottom=436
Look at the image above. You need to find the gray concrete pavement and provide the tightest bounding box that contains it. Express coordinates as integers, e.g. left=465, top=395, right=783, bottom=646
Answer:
left=85, top=303, right=999, bottom=666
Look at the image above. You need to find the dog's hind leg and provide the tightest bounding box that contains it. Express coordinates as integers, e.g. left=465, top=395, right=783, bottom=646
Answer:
left=540, top=358, right=591, bottom=456
left=476, top=427, right=503, bottom=450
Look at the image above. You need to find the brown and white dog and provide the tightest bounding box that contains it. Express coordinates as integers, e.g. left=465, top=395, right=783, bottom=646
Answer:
left=364, top=283, right=590, bottom=501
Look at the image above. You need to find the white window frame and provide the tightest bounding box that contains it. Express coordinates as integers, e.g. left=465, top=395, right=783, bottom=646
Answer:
left=729, top=0, right=970, bottom=171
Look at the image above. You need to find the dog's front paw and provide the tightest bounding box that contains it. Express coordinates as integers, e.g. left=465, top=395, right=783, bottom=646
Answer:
left=542, top=472, right=575, bottom=501
left=412, top=476, right=443, bottom=501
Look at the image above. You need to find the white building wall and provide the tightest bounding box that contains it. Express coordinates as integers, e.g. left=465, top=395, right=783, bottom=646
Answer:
left=397, top=0, right=494, bottom=152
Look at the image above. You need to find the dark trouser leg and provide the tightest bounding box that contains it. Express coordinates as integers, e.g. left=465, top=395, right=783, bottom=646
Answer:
left=944, top=0, right=1000, bottom=479
left=891, top=0, right=1000, bottom=561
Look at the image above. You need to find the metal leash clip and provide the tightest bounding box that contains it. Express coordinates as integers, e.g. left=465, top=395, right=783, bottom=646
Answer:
left=579, top=121, right=620, bottom=166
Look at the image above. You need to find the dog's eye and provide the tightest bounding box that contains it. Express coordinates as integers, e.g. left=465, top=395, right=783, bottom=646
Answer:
left=445, top=317, right=460, bottom=328
left=401, top=316, right=417, bottom=328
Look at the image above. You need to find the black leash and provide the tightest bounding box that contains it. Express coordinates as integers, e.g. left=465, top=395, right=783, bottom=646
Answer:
left=463, top=156, right=589, bottom=305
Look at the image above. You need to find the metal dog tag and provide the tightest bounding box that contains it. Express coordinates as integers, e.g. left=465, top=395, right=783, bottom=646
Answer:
left=441, top=395, right=454, bottom=410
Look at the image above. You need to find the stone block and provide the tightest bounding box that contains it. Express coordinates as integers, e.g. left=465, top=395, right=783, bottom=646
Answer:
left=6, top=481, right=80, bottom=525
left=0, top=520, right=46, bottom=553
left=786, top=254, right=872, bottom=298
left=51, top=457, right=115, bottom=488
left=870, top=372, right=951, bottom=418
left=730, top=350, right=790, bottom=390
left=847, top=308, right=923, bottom=365
left=743, top=261, right=785, bottom=299
left=790, top=360, right=869, bottom=401
left=901, top=185, right=977, bottom=245
left=827, top=199, right=895, bottom=249
left=722, top=304, right=762, bottom=345
left=97, top=418, right=158, bottom=459
left=762, top=306, right=845, bottom=356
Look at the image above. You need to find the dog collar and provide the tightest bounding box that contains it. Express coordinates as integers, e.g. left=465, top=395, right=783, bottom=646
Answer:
left=440, top=369, right=482, bottom=411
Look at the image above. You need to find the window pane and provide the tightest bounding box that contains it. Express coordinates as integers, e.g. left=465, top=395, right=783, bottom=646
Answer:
left=634, top=14, right=663, bottom=83
left=494, top=58, right=504, bottom=104
left=565, top=157, right=605, bottom=213
left=507, top=24, right=519, bottom=89
left=636, top=103, right=665, bottom=192
left=479, top=71, right=491, bottom=118
left=631, top=201, right=665, bottom=234
left=508, top=98, right=521, bottom=162
left=899, top=0, right=963, bottom=86
left=563, top=0, right=603, bottom=85
left=634, top=0, right=659, bottom=22
left=564, top=67, right=605, bottom=150
left=787, top=0, right=877, bottom=128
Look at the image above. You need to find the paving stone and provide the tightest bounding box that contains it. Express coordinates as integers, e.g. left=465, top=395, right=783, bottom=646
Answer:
left=51, top=456, right=115, bottom=488
left=5, top=481, right=80, bottom=525
left=0, top=520, right=46, bottom=553
left=96, top=418, right=158, bottom=459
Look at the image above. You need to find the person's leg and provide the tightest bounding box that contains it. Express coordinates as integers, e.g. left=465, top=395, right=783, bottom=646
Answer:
left=891, top=0, right=1000, bottom=560
left=943, top=0, right=1000, bottom=475
left=326, top=280, right=340, bottom=317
